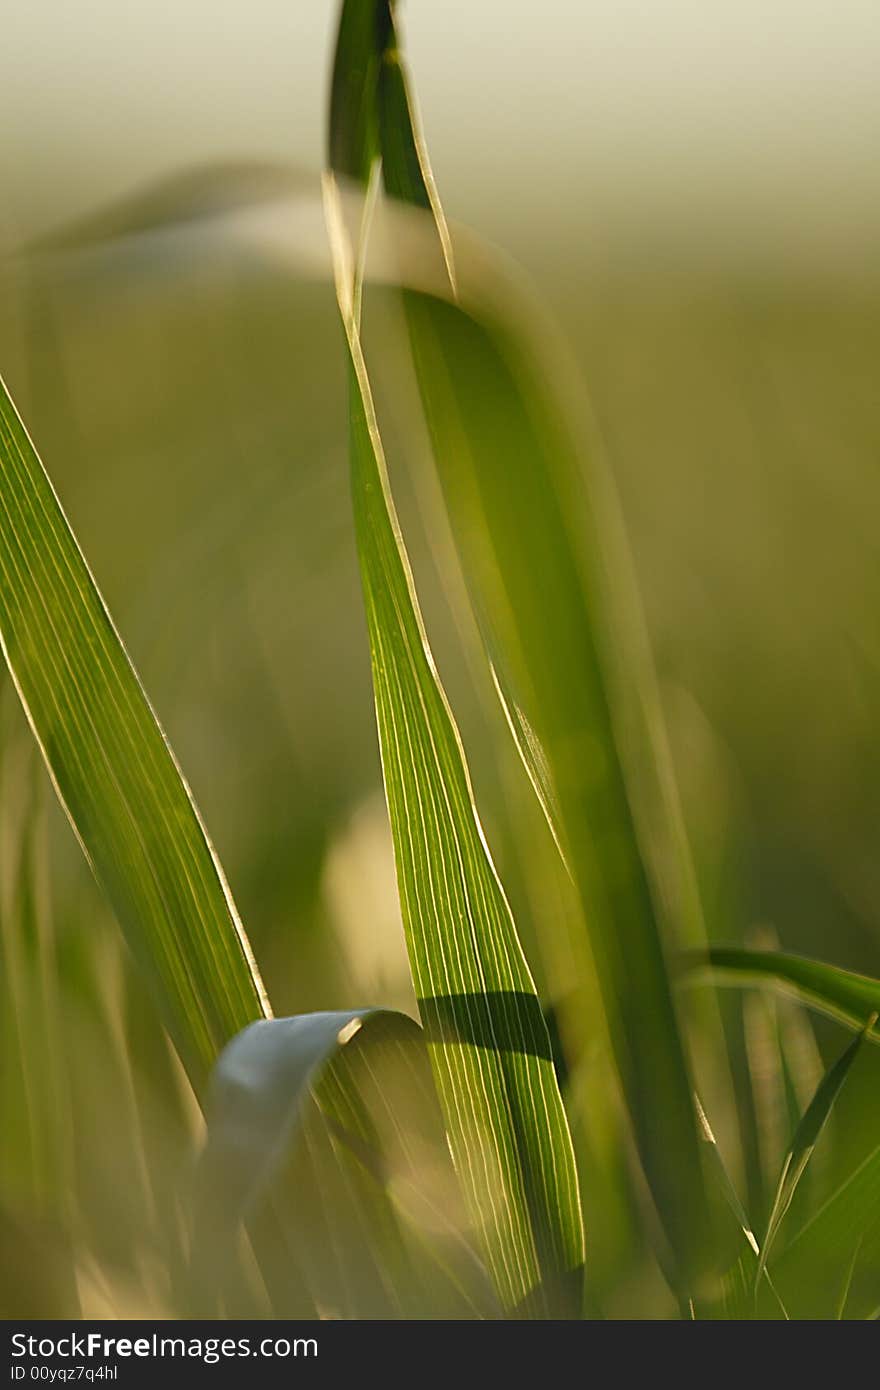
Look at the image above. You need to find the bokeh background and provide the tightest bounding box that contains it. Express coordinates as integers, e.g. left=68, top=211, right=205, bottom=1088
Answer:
left=1, top=0, right=879, bottom=1316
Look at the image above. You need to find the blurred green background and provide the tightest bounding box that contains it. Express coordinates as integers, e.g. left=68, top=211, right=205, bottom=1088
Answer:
left=1, top=0, right=879, bottom=1317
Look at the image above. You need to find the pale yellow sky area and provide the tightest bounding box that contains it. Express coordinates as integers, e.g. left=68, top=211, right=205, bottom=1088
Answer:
left=3, top=1, right=879, bottom=272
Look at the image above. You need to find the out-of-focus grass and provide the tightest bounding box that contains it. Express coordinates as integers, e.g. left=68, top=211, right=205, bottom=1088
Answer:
left=0, top=20, right=879, bottom=1310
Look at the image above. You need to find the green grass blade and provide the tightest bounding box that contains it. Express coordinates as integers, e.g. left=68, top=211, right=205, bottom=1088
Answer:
left=686, top=947, right=880, bottom=1040
left=757, top=1012, right=876, bottom=1286
left=345, top=330, right=584, bottom=1314
left=328, top=1, right=391, bottom=185
left=365, top=3, right=713, bottom=1283
left=322, top=158, right=584, bottom=1308
left=0, top=374, right=269, bottom=1089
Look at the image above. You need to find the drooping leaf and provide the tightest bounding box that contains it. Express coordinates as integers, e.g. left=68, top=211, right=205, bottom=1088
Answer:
left=686, top=947, right=880, bottom=1040
left=198, top=1010, right=406, bottom=1227
left=195, top=1008, right=492, bottom=1318
left=0, top=374, right=269, bottom=1090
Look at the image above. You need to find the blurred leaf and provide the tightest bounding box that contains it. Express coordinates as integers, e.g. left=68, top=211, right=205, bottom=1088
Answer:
left=196, top=1008, right=494, bottom=1318
left=741, top=991, right=788, bottom=1213
left=758, top=1012, right=876, bottom=1286
left=739, top=973, right=827, bottom=1227
left=0, top=718, right=66, bottom=1213
left=362, top=0, right=714, bottom=1285
left=198, top=1008, right=416, bottom=1230
left=688, top=948, right=880, bottom=1040
left=27, top=162, right=308, bottom=255
left=0, top=373, right=269, bottom=1090
left=389, top=293, right=713, bottom=1285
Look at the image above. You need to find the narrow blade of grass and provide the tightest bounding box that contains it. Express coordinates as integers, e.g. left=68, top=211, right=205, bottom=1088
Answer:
left=324, top=207, right=585, bottom=1311
left=686, top=947, right=880, bottom=1040
left=757, top=1012, right=876, bottom=1286
left=325, top=29, right=585, bottom=1299
left=0, top=373, right=269, bottom=1089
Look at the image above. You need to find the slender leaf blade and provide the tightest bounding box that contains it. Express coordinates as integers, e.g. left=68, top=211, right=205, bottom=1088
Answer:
left=0, top=374, right=269, bottom=1088
left=341, top=324, right=584, bottom=1313
left=322, top=149, right=584, bottom=1307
